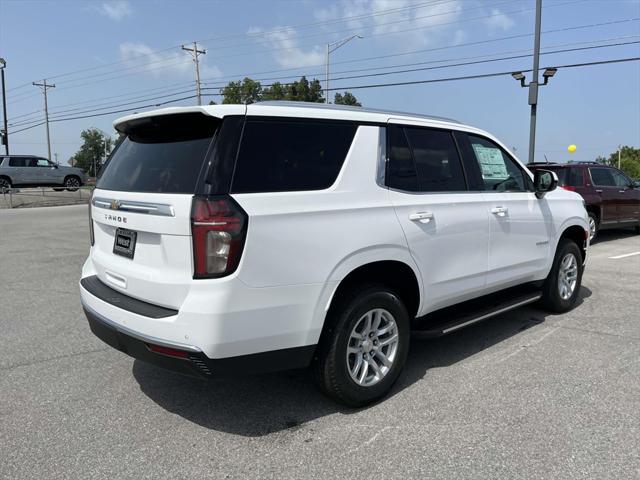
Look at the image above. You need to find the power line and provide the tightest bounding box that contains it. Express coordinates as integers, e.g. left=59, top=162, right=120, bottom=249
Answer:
left=8, top=0, right=579, bottom=97
left=9, top=39, right=639, bottom=130
left=10, top=56, right=639, bottom=136
left=318, top=56, right=640, bottom=92
left=198, top=17, right=640, bottom=83
left=9, top=95, right=198, bottom=135
left=6, top=0, right=457, bottom=92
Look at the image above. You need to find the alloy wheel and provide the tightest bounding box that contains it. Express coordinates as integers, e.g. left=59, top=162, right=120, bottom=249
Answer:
left=557, top=253, right=578, bottom=300
left=346, top=308, right=399, bottom=387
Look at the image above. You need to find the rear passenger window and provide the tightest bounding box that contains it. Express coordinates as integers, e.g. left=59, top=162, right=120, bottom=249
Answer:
left=231, top=119, right=357, bottom=193
left=567, top=168, right=583, bottom=187
left=386, top=125, right=418, bottom=191
left=405, top=128, right=466, bottom=192
left=386, top=126, right=466, bottom=192
left=589, top=168, right=615, bottom=186
left=8, top=158, right=26, bottom=167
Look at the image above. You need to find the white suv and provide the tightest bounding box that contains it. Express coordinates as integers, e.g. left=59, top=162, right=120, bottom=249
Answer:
left=80, top=102, right=588, bottom=406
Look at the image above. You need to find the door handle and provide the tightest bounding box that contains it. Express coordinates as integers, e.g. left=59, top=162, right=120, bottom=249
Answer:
left=409, top=212, right=434, bottom=223
left=595, top=189, right=603, bottom=193
left=619, top=190, right=626, bottom=193
left=490, top=206, right=508, bottom=217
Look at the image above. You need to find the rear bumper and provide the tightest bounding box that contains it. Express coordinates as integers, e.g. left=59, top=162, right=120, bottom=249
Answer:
left=84, top=304, right=316, bottom=378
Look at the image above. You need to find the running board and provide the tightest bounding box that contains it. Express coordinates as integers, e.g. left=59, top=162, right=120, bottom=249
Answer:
left=411, top=285, right=542, bottom=339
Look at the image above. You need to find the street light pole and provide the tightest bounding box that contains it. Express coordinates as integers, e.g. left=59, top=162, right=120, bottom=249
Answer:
left=527, top=0, right=543, bottom=165
left=0, top=58, right=8, bottom=155
left=325, top=35, right=362, bottom=104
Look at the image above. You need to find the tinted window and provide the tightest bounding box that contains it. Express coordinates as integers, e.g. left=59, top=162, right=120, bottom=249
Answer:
left=8, top=158, right=26, bottom=167
left=404, top=128, right=466, bottom=192
left=468, top=135, right=528, bottom=192
left=611, top=169, right=631, bottom=187
left=568, top=167, right=584, bottom=187
left=589, top=167, right=615, bottom=186
left=97, top=113, right=218, bottom=193
left=231, top=119, right=357, bottom=193
left=386, top=125, right=418, bottom=191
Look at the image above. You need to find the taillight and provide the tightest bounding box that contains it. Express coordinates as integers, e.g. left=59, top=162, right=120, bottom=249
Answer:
left=560, top=185, right=576, bottom=191
left=191, top=195, right=248, bottom=278
left=88, top=191, right=95, bottom=246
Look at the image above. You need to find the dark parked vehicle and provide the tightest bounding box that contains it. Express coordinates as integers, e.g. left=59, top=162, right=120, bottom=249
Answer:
left=0, top=155, right=88, bottom=192
left=529, top=161, right=640, bottom=241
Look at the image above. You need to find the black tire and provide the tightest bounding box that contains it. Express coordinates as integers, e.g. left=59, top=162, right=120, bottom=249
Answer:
left=0, top=177, right=11, bottom=193
left=587, top=212, right=599, bottom=243
left=540, top=239, right=584, bottom=313
left=64, top=176, right=81, bottom=192
left=312, top=284, right=410, bottom=407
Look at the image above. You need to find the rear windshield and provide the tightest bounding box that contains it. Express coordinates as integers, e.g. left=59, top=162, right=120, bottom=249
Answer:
left=97, top=113, right=218, bottom=194
left=231, top=119, right=357, bottom=193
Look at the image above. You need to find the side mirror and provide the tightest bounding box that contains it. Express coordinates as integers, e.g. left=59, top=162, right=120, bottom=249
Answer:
left=534, top=169, right=558, bottom=199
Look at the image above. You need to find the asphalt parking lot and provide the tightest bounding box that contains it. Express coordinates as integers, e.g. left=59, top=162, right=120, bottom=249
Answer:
left=1, top=204, right=638, bottom=479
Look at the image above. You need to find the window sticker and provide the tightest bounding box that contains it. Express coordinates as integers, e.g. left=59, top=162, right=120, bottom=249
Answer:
left=472, top=144, right=508, bottom=180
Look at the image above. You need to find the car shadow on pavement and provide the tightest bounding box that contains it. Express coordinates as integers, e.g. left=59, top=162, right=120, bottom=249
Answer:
left=592, top=228, right=638, bottom=244
left=133, top=286, right=592, bottom=437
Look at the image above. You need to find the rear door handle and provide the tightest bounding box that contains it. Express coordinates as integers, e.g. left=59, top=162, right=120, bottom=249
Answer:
left=595, top=189, right=603, bottom=193
left=409, top=212, right=434, bottom=223
left=619, top=190, right=626, bottom=193
left=491, top=206, right=508, bottom=217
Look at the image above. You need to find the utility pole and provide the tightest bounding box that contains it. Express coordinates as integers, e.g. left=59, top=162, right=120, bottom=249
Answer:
left=527, top=0, right=543, bottom=165
left=181, top=42, right=206, bottom=105
left=33, top=79, right=55, bottom=161
left=618, top=145, right=621, bottom=169
left=0, top=58, right=8, bottom=155
left=325, top=35, right=363, bottom=103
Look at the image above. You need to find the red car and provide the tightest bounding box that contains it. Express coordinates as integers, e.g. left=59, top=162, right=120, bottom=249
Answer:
left=529, top=162, right=640, bottom=241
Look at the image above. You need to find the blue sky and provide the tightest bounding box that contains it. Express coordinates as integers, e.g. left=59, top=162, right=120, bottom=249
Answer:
left=1, top=0, right=639, bottom=164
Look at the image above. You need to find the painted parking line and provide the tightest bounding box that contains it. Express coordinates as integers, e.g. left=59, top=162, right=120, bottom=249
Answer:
left=609, top=251, right=640, bottom=259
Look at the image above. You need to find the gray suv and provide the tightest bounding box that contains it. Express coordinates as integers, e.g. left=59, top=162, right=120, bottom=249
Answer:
left=0, top=155, right=87, bottom=192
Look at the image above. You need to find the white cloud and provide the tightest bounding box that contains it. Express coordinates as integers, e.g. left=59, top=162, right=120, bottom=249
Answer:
left=119, top=42, right=223, bottom=79
left=314, top=0, right=463, bottom=48
left=97, top=1, right=132, bottom=21
left=247, top=26, right=325, bottom=69
left=485, top=8, right=515, bottom=31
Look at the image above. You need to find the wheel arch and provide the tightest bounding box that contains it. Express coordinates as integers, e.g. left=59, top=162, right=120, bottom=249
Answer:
left=311, top=257, right=422, bottom=350
left=0, top=174, right=12, bottom=184
left=557, top=223, right=588, bottom=263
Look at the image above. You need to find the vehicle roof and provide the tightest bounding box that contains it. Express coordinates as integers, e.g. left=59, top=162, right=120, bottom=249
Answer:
left=528, top=161, right=606, bottom=168
left=113, top=101, right=483, bottom=134
left=1, top=154, right=48, bottom=158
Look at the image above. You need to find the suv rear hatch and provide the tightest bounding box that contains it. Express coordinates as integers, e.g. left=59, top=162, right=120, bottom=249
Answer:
left=90, top=111, right=229, bottom=309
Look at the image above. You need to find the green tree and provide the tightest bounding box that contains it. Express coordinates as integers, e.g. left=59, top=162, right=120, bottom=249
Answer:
left=595, top=146, right=640, bottom=179
left=262, top=81, right=286, bottom=101
left=334, top=91, right=361, bottom=106
left=220, top=77, right=262, bottom=104
left=68, top=128, right=114, bottom=176
left=221, top=76, right=327, bottom=104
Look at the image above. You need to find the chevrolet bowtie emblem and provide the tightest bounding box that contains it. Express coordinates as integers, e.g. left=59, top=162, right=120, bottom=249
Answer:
left=110, top=200, right=121, bottom=210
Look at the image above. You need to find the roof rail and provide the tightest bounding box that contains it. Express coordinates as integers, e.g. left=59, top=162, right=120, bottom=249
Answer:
left=253, top=101, right=461, bottom=124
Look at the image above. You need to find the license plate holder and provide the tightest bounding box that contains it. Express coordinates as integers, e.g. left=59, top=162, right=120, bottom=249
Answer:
left=113, top=228, right=137, bottom=259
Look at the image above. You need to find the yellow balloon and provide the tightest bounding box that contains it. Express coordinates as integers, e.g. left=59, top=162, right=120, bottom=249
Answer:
left=568, top=144, right=577, bottom=153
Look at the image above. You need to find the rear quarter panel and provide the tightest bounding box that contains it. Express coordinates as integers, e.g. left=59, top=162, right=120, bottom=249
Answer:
left=231, top=125, right=421, bottom=342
